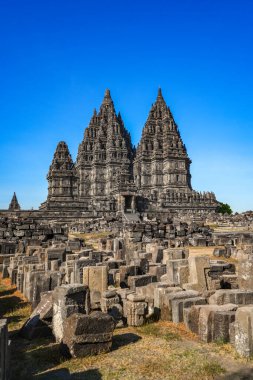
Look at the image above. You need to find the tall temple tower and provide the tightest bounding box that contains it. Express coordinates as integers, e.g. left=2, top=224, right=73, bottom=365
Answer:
left=41, top=141, right=79, bottom=209
left=8, top=192, right=21, bottom=211
left=40, top=88, right=217, bottom=215
left=134, top=89, right=192, bottom=197
left=76, top=89, right=134, bottom=210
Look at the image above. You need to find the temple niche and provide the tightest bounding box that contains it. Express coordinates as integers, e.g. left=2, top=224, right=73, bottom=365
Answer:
left=40, top=89, right=218, bottom=214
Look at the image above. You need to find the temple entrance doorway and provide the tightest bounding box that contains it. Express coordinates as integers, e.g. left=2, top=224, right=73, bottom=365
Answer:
left=124, top=195, right=132, bottom=212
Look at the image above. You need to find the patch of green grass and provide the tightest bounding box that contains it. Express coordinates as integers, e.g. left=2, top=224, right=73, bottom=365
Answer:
left=199, top=361, right=225, bottom=376
left=5, top=304, right=31, bottom=331
left=137, top=322, right=181, bottom=341
left=214, top=337, right=228, bottom=346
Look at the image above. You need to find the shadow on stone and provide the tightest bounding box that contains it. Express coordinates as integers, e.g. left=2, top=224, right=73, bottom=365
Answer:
left=111, top=332, right=142, bottom=350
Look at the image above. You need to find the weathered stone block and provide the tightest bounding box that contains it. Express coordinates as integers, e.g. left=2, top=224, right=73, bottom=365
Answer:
left=61, top=311, right=115, bottom=358
left=52, top=284, right=90, bottom=343
left=128, top=274, right=157, bottom=290
left=83, top=266, right=108, bottom=305
left=209, top=289, right=253, bottom=306
left=234, top=306, right=253, bottom=357
left=161, top=290, right=199, bottom=321
left=185, top=304, right=238, bottom=342
left=126, top=297, right=148, bottom=326
left=238, top=258, right=253, bottom=290
left=171, top=296, right=206, bottom=323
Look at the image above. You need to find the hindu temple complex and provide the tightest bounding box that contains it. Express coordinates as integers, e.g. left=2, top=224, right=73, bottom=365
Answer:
left=4, top=88, right=218, bottom=220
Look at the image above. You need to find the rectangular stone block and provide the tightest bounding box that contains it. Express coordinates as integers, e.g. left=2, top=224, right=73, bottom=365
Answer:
left=83, top=266, right=108, bottom=305
left=128, top=274, right=157, bottom=290
left=161, top=290, right=199, bottom=321
left=234, top=306, right=253, bottom=357
left=209, top=290, right=253, bottom=306
left=198, top=304, right=237, bottom=342
left=171, top=296, right=206, bottom=323
left=52, top=284, right=90, bottom=343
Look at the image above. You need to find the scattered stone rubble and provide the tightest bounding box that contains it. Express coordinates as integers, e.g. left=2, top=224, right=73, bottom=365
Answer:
left=1, top=214, right=253, bottom=363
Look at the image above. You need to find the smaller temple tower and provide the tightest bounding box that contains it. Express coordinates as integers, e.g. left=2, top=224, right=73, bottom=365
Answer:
left=8, top=192, right=21, bottom=211
left=40, top=141, right=79, bottom=209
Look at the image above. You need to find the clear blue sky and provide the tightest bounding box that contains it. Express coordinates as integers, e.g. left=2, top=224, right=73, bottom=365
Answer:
left=0, top=0, right=253, bottom=212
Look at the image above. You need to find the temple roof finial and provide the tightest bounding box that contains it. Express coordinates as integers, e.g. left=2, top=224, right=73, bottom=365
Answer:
left=156, top=87, right=164, bottom=102
left=102, top=89, right=113, bottom=105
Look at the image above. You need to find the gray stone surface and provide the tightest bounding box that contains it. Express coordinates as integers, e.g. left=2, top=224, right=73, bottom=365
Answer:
left=61, top=311, right=115, bottom=357
left=52, top=284, right=90, bottom=343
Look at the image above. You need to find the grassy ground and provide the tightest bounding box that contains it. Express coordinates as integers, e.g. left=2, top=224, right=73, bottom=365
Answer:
left=69, top=231, right=116, bottom=250
left=1, top=277, right=253, bottom=379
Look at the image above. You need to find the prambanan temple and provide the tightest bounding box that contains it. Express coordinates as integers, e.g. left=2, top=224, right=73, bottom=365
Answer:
left=7, top=89, right=218, bottom=219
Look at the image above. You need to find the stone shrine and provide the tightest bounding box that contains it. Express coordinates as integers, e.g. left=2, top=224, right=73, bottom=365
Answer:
left=8, top=192, right=21, bottom=211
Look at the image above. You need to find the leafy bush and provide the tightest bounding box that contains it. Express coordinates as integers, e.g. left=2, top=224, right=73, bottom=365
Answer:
left=217, top=202, right=233, bottom=215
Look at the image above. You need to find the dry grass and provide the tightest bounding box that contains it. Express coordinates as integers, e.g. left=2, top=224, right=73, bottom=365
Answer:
left=69, top=231, right=116, bottom=250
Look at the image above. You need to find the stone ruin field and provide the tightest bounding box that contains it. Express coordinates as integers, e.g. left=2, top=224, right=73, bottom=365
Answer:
left=1, top=212, right=253, bottom=379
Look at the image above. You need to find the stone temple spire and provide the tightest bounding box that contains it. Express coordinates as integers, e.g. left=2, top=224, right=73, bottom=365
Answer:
left=76, top=89, right=134, bottom=199
left=134, top=89, right=192, bottom=194
left=102, top=89, right=113, bottom=106
left=44, top=141, right=79, bottom=207
left=8, top=192, right=21, bottom=211
left=156, top=87, right=165, bottom=103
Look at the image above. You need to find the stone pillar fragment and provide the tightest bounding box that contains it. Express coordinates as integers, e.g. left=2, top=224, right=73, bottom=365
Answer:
left=234, top=306, right=253, bottom=357
left=52, top=284, right=90, bottom=343
left=238, top=258, right=253, bottom=290
left=126, top=294, right=148, bottom=326
left=83, top=266, right=108, bottom=306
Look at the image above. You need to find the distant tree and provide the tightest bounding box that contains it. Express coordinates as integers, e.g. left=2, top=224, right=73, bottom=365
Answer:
left=217, top=202, right=233, bottom=215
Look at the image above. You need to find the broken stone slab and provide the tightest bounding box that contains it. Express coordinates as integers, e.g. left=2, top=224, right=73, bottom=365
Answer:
left=171, top=296, right=207, bottom=323
left=234, top=306, right=253, bottom=357
left=20, top=291, right=53, bottom=340
left=209, top=289, right=253, bottom=306
left=30, top=291, right=53, bottom=320
left=61, top=311, right=115, bottom=358
left=20, top=315, right=52, bottom=340
left=127, top=274, right=157, bottom=290
left=185, top=303, right=238, bottom=342
left=52, top=284, right=90, bottom=343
